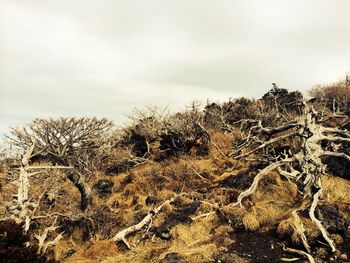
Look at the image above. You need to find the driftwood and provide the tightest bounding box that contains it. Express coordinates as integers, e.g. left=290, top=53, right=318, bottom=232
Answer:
left=112, top=197, right=176, bottom=249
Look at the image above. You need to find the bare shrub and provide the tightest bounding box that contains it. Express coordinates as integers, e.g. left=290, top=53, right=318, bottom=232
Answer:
left=8, top=117, right=113, bottom=171
left=204, top=97, right=265, bottom=131
left=117, top=103, right=209, bottom=160
left=309, top=74, right=350, bottom=114
left=204, top=86, right=303, bottom=133
left=261, top=84, right=303, bottom=119
left=120, top=106, right=169, bottom=157
left=7, top=118, right=113, bottom=211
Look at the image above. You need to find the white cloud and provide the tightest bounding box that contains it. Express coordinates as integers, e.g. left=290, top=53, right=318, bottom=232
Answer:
left=1, top=0, right=350, bottom=134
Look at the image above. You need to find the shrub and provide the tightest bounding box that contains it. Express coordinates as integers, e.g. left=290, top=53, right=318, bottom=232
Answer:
left=8, top=117, right=113, bottom=171
left=309, top=74, right=350, bottom=114
left=117, top=104, right=209, bottom=160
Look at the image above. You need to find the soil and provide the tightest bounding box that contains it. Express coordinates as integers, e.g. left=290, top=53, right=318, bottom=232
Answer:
left=317, top=204, right=349, bottom=233
left=300, top=204, right=348, bottom=234
left=160, top=252, right=188, bottom=263
left=323, top=156, right=350, bottom=180
left=229, top=232, right=285, bottom=263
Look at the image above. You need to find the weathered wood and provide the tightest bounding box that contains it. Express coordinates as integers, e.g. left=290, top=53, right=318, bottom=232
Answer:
left=232, top=104, right=350, bottom=253
left=112, top=197, right=176, bottom=249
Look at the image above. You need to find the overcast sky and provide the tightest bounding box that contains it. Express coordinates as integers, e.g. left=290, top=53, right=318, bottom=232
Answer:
left=1, top=0, right=350, bottom=134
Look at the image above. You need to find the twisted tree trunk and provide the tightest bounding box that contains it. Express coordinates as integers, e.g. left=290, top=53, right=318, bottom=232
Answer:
left=67, top=170, right=92, bottom=211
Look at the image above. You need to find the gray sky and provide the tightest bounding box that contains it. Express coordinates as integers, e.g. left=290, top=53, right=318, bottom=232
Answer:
left=1, top=0, right=350, bottom=134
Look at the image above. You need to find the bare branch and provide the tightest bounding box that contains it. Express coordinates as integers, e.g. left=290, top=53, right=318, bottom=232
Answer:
left=35, top=217, right=64, bottom=254
left=283, top=245, right=315, bottom=263
left=234, top=132, right=297, bottom=159
left=309, top=187, right=336, bottom=252
left=112, top=196, right=176, bottom=249
left=231, top=157, right=295, bottom=207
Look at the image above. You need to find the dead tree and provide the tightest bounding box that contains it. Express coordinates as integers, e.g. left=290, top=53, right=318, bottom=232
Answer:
left=231, top=104, right=350, bottom=254
left=3, top=143, right=72, bottom=255
left=8, top=117, right=113, bottom=167
left=7, top=143, right=73, bottom=231
left=66, top=170, right=92, bottom=210
left=8, top=117, right=113, bottom=210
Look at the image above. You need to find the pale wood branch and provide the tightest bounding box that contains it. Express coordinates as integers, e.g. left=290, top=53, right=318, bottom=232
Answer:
left=231, top=158, right=294, bottom=207
left=112, top=196, right=176, bottom=249
left=309, top=187, right=336, bottom=252
left=283, top=245, right=315, bottom=263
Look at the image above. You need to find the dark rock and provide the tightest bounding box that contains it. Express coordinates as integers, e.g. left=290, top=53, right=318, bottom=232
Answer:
left=121, top=175, right=133, bottom=186
left=59, top=217, right=96, bottom=241
left=105, top=161, right=134, bottom=175
left=160, top=252, right=188, bottom=263
left=123, top=130, right=149, bottom=157
left=261, top=86, right=303, bottom=114
left=229, top=232, right=284, bottom=263
left=93, top=179, right=114, bottom=197
left=154, top=201, right=201, bottom=239
left=221, top=172, right=254, bottom=190
left=0, top=220, right=55, bottom=263
left=323, top=156, right=350, bottom=179
left=317, top=204, right=348, bottom=233
left=300, top=204, right=348, bottom=234
left=159, top=133, right=197, bottom=156
left=214, top=252, right=248, bottom=263
left=145, top=196, right=159, bottom=206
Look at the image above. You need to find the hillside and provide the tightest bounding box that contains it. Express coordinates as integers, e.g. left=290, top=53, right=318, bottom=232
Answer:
left=1, top=81, right=350, bottom=263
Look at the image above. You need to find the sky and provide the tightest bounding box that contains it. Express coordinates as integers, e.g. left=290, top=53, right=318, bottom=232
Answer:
left=1, top=0, right=350, bottom=134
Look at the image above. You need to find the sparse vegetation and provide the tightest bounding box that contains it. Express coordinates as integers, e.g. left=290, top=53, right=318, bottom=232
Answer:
left=1, top=80, right=350, bottom=262
left=309, top=74, right=350, bottom=114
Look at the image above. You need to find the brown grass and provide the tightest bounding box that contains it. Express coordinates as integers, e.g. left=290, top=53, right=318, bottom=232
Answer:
left=4, top=125, right=350, bottom=263
left=322, top=175, right=350, bottom=205
left=159, top=217, right=216, bottom=262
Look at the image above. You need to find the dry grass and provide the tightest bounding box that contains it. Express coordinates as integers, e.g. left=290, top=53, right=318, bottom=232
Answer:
left=209, top=131, right=236, bottom=159
left=242, top=209, right=260, bottom=231
left=159, top=216, right=216, bottom=262
left=242, top=172, right=300, bottom=230
left=322, top=174, right=350, bottom=206
left=65, top=217, right=216, bottom=263
left=3, top=125, right=350, bottom=263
